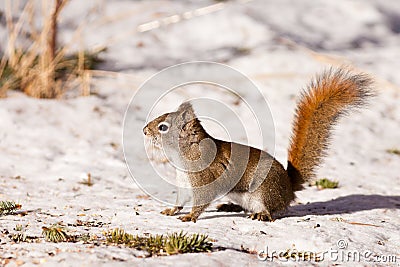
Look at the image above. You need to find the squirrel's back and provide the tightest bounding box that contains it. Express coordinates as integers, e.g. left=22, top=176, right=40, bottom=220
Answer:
left=287, top=68, right=374, bottom=191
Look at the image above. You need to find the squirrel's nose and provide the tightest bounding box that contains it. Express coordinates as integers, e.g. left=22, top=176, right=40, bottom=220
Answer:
left=143, top=126, right=149, bottom=136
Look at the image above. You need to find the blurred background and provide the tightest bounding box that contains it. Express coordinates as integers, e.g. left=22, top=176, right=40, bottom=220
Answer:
left=1, top=0, right=400, bottom=99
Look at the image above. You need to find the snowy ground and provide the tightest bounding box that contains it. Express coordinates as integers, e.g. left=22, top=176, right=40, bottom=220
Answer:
left=1, top=0, right=399, bottom=266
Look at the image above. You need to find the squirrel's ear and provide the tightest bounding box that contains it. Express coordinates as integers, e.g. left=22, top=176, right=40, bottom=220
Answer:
left=177, top=101, right=195, bottom=121
left=177, top=101, right=193, bottom=112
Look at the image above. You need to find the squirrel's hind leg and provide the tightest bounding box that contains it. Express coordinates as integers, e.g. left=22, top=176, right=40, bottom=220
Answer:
left=249, top=211, right=273, bottom=221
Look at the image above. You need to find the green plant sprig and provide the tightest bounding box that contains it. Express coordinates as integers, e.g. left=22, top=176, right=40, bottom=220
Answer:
left=314, top=178, right=339, bottom=189
left=42, top=224, right=71, bottom=242
left=105, top=229, right=212, bottom=257
left=0, top=200, right=22, bottom=215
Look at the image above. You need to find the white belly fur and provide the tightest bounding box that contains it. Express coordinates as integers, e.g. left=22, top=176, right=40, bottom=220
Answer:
left=227, top=192, right=265, bottom=213
left=175, top=169, right=192, bottom=206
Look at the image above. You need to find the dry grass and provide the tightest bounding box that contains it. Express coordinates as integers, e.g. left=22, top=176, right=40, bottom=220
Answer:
left=79, top=173, right=94, bottom=186
left=386, top=148, right=400, bottom=156
left=0, top=0, right=103, bottom=98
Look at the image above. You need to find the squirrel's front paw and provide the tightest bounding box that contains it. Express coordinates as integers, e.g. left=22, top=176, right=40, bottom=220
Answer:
left=249, top=211, right=274, bottom=222
left=160, top=206, right=182, bottom=216
left=161, top=208, right=175, bottom=216
left=178, top=214, right=197, bottom=223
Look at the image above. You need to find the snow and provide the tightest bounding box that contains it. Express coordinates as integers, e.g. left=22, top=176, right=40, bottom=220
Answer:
left=1, top=0, right=399, bottom=266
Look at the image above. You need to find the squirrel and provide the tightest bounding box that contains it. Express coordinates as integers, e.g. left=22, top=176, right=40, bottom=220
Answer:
left=143, top=68, right=374, bottom=222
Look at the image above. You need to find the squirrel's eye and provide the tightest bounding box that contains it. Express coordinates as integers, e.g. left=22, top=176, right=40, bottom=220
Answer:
left=157, top=122, right=170, bottom=133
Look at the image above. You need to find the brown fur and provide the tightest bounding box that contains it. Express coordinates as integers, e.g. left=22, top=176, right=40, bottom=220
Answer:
left=287, top=69, right=374, bottom=191
left=143, top=68, right=374, bottom=222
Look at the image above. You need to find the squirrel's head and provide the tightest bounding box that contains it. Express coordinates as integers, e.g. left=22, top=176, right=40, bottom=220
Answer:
left=144, top=102, right=217, bottom=170
left=143, top=102, right=201, bottom=150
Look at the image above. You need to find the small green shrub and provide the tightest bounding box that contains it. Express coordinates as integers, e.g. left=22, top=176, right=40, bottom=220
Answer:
left=105, top=229, right=212, bottom=257
left=315, top=178, right=339, bottom=189
left=42, top=224, right=71, bottom=242
left=0, top=200, right=21, bottom=215
left=165, top=231, right=212, bottom=255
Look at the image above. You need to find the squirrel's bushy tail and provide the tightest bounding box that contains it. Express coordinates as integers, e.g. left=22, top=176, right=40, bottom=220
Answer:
left=287, top=68, right=374, bottom=191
